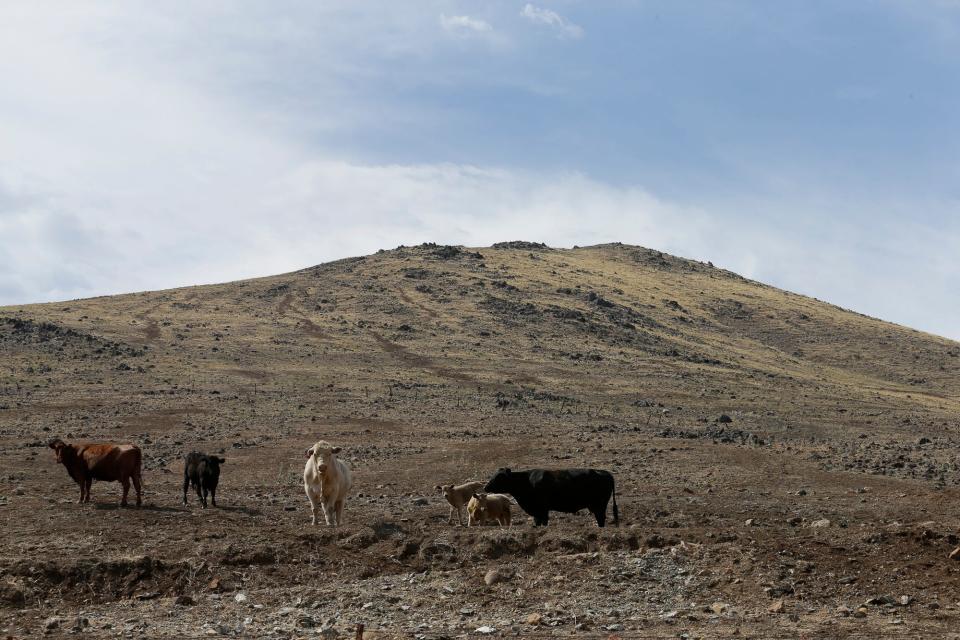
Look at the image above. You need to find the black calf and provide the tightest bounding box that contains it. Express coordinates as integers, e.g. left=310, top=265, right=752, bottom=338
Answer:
left=182, top=452, right=225, bottom=508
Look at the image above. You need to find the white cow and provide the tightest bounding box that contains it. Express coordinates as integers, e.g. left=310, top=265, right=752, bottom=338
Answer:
left=304, top=440, right=352, bottom=526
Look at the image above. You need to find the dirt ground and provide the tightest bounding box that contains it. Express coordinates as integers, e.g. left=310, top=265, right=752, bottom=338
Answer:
left=3, top=242, right=960, bottom=638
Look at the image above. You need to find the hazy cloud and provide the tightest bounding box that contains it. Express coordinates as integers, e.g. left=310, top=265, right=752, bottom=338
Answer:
left=520, top=4, right=584, bottom=39
left=440, top=14, right=493, bottom=34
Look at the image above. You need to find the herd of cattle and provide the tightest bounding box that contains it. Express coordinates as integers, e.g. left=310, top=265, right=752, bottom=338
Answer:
left=46, top=438, right=620, bottom=528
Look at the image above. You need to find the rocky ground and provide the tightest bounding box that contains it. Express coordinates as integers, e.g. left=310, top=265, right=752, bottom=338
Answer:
left=3, top=242, right=960, bottom=638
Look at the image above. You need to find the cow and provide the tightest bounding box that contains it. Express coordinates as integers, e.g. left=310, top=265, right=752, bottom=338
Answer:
left=483, top=467, right=618, bottom=527
left=467, top=492, right=512, bottom=527
left=435, top=481, right=485, bottom=526
left=182, top=452, right=225, bottom=508
left=48, top=438, right=143, bottom=507
left=304, top=440, right=352, bottom=526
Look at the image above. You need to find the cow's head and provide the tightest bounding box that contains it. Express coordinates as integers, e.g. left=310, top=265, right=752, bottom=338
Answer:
left=48, top=438, right=72, bottom=465
left=207, top=456, right=226, bottom=469
left=436, top=484, right=454, bottom=500
left=306, top=441, right=341, bottom=460
left=471, top=491, right=489, bottom=504
left=484, top=468, right=512, bottom=494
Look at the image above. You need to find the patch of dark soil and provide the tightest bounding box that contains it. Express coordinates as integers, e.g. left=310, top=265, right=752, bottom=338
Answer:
left=2, top=556, right=196, bottom=605
left=0, top=316, right=146, bottom=358
left=492, top=241, right=551, bottom=251
left=658, top=424, right=767, bottom=446
left=220, top=544, right=279, bottom=566
left=469, top=530, right=539, bottom=559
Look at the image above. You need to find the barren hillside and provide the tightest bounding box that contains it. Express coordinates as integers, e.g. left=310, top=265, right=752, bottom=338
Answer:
left=3, top=242, right=960, bottom=638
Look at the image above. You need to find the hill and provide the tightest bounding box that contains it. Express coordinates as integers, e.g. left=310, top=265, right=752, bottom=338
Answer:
left=2, top=242, right=960, bottom=637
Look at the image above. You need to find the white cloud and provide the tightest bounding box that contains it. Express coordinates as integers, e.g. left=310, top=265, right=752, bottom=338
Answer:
left=440, top=14, right=493, bottom=34
left=520, top=4, right=584, bottom=39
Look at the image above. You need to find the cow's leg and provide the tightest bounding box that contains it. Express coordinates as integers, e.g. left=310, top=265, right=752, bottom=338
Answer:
left=200, top=485, right=208, bottom=509
left=320, top=500, right=333, bottom=526
left=447, top=505, right=455, bottom=525
left=456, top=506, right=464, bottom=526
left=593, top=507, right=606, bottom=528
left=533, top=511, right=549, bottom=526
left=196, top=481, right=205, bottom=508
left=77, top=481, right=85, bottom=504
left=306, top=487, right=319, bottom=525
left=182, top=475, right=190, bottom=506
left=84, top=478, right=93, bottom=503
left=210, top=484, right=217, bottom=508
left=132, top=470, right=143, bottom=507
left=121, top=476, right=130, bottom=507
left=334, top=498, right=345, bottom=526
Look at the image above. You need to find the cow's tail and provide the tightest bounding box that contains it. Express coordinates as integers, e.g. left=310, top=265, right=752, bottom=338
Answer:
left=611, top=483, right=619, bottom=526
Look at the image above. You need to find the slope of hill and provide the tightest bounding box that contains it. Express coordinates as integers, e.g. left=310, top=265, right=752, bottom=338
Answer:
left=2, top=242, right=960, bottom=637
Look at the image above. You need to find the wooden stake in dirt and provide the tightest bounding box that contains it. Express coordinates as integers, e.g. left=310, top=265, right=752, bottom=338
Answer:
left=355, top=623, right=364, bottom=640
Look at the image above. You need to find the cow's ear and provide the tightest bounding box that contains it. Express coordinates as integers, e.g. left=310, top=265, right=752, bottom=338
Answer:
left=503, top=468, right=511, bottom=474
left=305, top=448, right=314, bottom=459
left=332, top=446, right=342, bottom=454
left=218, top=457, right=226, bottom=463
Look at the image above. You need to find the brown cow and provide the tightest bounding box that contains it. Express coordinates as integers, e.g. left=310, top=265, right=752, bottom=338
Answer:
left=48, top=439, right=143, bottom=506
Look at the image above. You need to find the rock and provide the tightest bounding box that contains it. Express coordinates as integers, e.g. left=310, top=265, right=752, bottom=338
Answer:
left=744, top=518, right=756, bottom=526
left=525, top=613, right=542, bottom=625
left=234, top=593, right=248, bottom=603
left=662, top=611, right=679, bottom=619
left=900, top=595, right=911, bottom=606
left=297, top=615, right=315, bottom=628
left=718, top=414, right=733, bottom=423
left=710, top=602, right=728, bottom=614
left=838, top=576, right=857, bottom=585
left=835, top=606, right=851, bottom=617
left=207, top=577, right=222, bottom=591
left=484, top=568, right=511, bottom=586
left=768, top=600, right=785, bottom=614
left=412, top=497, right=428, bottom=506
left=13, top=486, right=24, bottom=496
left=810, top=518, right=831, bottom=528
left=44, top=617, right=61, bottom=630
left=475, top=626, right=496, bottom=634
left=853, top=606, right=868, bottom=618
left=174, top=595, right=196, bottom=607
left=605, top=623, right=624, bottom=631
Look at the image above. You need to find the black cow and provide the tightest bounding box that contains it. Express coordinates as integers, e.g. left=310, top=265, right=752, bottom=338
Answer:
left=182, top=452, right=225, bottom=508
left=484, top=467, right=618, bottom=527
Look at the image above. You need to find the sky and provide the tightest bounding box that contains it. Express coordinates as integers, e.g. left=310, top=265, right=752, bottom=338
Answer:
left=1, top=1, right=959, bottom=339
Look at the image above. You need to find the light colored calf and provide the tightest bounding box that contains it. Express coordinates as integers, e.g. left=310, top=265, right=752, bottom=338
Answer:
left=304, top=440, right=352, bottom=526
left=467, top=492, right=512, bottom=527
left=436, top=481, right=484, bottom=526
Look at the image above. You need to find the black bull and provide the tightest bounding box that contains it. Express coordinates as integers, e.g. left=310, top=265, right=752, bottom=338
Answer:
left=484, top=468, right=619, bottom=527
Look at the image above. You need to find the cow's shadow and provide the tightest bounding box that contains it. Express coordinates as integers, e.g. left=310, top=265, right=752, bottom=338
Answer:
left=214, top=504, right=262, bottom=516
left=93, top=503, right=185, bottom=513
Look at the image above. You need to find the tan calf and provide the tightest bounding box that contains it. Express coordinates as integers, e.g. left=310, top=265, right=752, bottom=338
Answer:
left=467, top=492, right=512, bottom=527
left=436, top=480, right=484, bottom=526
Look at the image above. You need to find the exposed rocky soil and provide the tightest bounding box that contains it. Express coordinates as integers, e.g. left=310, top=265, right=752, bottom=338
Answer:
left=3, top=242, right=960, bottom=638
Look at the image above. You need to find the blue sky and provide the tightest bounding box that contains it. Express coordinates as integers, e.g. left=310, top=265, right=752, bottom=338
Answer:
left=1, top=2, right=959, bottom=339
